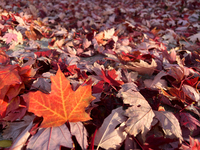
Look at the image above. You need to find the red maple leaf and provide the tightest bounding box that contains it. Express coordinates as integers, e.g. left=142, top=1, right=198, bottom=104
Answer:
left=22, top=66, right=95, bottom=128
left=0, top=99, right=8, bottom=119
left=0, top=65, right=22, bottom=89
left=0, top=65, right=26, bottom=119
left=181, top=136, right=200, bottom=150
left=177, top=112, right=200, bottom=131
left=100, top=69, right=124, bottom=87
left=0, top=50, right=10, bottom=65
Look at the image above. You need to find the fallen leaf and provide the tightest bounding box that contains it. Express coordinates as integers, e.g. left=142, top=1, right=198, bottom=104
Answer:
left=122, top=90, right=155, bottom=140
left=31, top=78, right=51, bottom=93
left=177, top=112, right=200, bottom=131
left=162, top=29, right=178, bottom=44
left=0, top=65, right=22, bottom=89
left=167, top=87, right=185, bottom=102
left=0, top=99, right=8, bottom=119
left=150, top=70, right=167, bottom=88
left=69, top=122, right=88, bottom=150
left=53, top=39, right=65, bottom=48
left=188, top=32, right=200, bottom=43
left=182, top=84, right=200, bottom=102
left=94, top=107, right=127, bottom=150
left=121, top=38, right=129, bottom=46
left=144, top=79, right=167, bottom=90
left=4, top=96, right=20, bottom=116
left=154, top=111, right=183, bottom=141
left=29, top=4, right=38, bottom=17
left=1, top=29, right=23, bottom=49
left=3, top=114, right=35, bottom=140
left=4, top=107, right=27, bottom=123
left=6, top=84, right=25, bottom=100
left=27, top=124, right=73, bottom=150
left=0, top=50, right=10, bottom=65
left=9, top=121, right=33, bottom=150
left=14, top=15, right=26, bottom=26
left=186, top=104, right=200, bottom=117
left=2, top=33, right=18, bottom=44
left=94, top=32, right=105, bottom=45
left=100, top=69, right=124, bottom=87
left=180, top=136, right=200, bottom=150
left=22, top=66, right=95, bottom=128
left=104, top=28, right=115, bottom=39
left=166, top=65, right=185, bottom=82
left=161, top=47, right=177, bottom=64
left=117, top=82, right=138, bottom=95
left=83, top=38, right=91, bottom=49
left=94, top=28, right=115, bottom=45
left=25, top=24, right=43, bottom=40
left=121, top=59, right=157, bottom=75
left=143, top=135, right=175, bottom=150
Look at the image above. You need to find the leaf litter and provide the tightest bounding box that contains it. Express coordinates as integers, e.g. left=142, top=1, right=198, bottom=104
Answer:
left=0, top=0, right=200, bottom=149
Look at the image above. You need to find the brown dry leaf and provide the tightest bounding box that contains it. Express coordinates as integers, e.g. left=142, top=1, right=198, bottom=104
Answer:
left=104, top=28, right=115, bottom=39
left=83, top=38, right=91, bottom=49
left=118, top=85, right=155, bottom=140
left=31, top=78, right=51, bottom=93
left=29, top=4, right=38, bottom=17
left=94, top=107, right=127, bottom=150
left=121, top=59, right=157, bottom=75
left=188, top=32, right=200, bottom=43
left=25, top=25, right=43, bottom=41
left=3, top=114, right=35, bottom=140
left=165, top=65, right=185, bottom=81
left=69, top=122, right=88, bottom=150
left=149, top=70, right=167, bottom=88
left=182, top=84, right=200, bottom=102
left=27, top=124, right=73, bottom=150
left=94, top=32, right=106, bottom=45
left=94, top=28, right=115, bottom=45
left=9, top=121, right=33, bottom=150
left=154, top=111, right=183, bottom=141
left=144, top=79, right=167, bottom=90
left=25, top=26, right=37, bottom=41
left=53, top=39, right=65, bottom=48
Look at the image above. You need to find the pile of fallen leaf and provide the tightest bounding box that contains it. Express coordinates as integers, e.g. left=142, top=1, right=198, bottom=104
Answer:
left=0, top=0, right=200, bottom=149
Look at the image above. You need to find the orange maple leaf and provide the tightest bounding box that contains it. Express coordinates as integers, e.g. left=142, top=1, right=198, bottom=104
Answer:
left=0, top=100, right=8, bottom=119
left=22, top=67, right=95, bottom=128
left=25, top=24, right=43, bottom=40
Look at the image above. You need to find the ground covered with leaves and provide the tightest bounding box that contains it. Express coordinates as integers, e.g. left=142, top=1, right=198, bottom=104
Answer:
left=0, top=0, right=200, bottom=149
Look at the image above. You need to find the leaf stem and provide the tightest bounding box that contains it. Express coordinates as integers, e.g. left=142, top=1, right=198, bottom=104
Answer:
left=179, top=102, right=194, bottom=113
left=132, top=136, right=144, bottom=150
left=89, top=128, right=98, bottom=150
